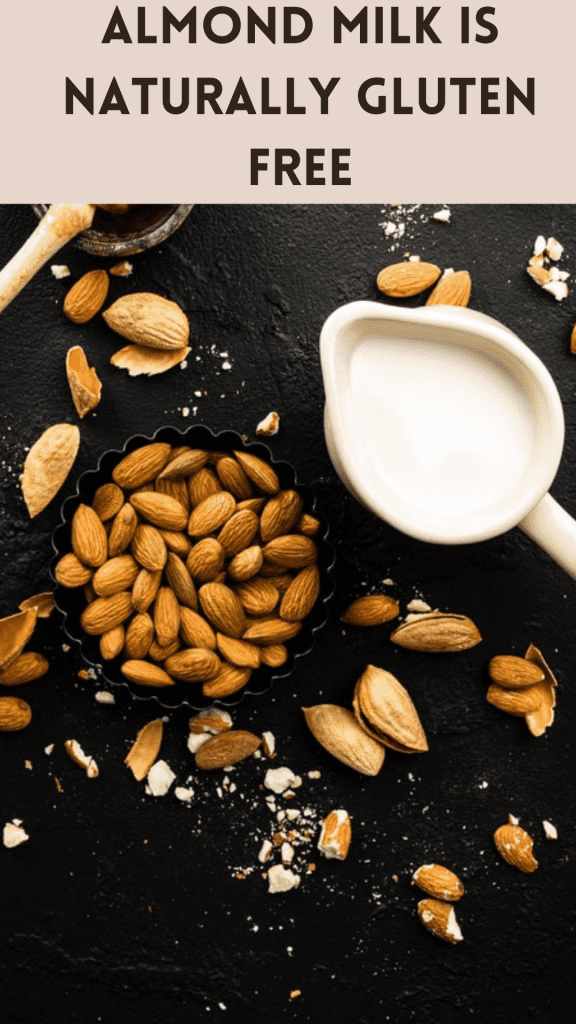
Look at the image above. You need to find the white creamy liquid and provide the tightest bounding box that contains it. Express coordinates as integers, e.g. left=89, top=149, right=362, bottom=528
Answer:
left=349, top=336, right=536, bottom=517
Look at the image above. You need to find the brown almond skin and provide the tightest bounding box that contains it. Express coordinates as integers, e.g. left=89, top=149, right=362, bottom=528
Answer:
left=100, top=625, right=126, bottom=660
left=195, top=729, right=261, bottom=769
left=149, top=638, right=181, bottom=661
left=227, top=545, right=263, bottom=582
left=488, top=655, right=544, bottom=689
left=235, top=577, right=279, bottom=616
left=188, top=491, right=236, bottom=537
left=243, top=618, right=302, bottom=646
left=71, top=504, right=108, bottom=568
left=131, top=524, right=167, bottom=571
left=280, top=564, right=320, bottom=621
left=216, top=457, right=254, bottom=500
left=103, top=294, right=189, bottom=352
left=129, top=491, right=188, bottom=531
left=92, top=483, right=124, bottom=522
left=493, top=823, right=538, bottom=873
left=81, top=591, right=134, bottom=635
left=108, top=503, right=138, bottom=557
left=92, top=555, right=139, bottom=597
left=165, top=552, right=198, bottom=609
left=260, top=644, right=288, bottom=667
left=263, top=535, right=318, bottom=569
left=186, top=537, right=225, bottom=583
left=121, top=660, right=174, bottom=688
left=216, top=632, right=261, bottom=669
left=124, top=614, right=154, bottom=660
left=233, top=451, right=280, bottom=495
left=155, top=475, right=190, bottom=514
left=55, top=552, right=93, bottom=588
left=198, top=582, right=247, bottom=639
left=297, top=513, right=320, bottom=537
left=376, top=262, right=441, bottom=297
left=0, top=696, right=32, bottom=731
left=341, top=595, right=399, bottom=627
left=132, top=568, right=162, bottom=613
left=426, top=269, right=472, bottom=308
left=180, top=606, right=217, bottom=650
left=159, top=528, right=192, bottom=558
left=217, top=509, right=259, bottom=557
left=0, top=652, right=49, bottom=686
left=390, top=613, right=482, bottom=652
left=165, top=647, right=221, bottom=682
left=260, top=490, right=304, bottom=543
left=153, top=587, right=181, bottom=647
left=486, top=683, right=542, bottom=717
left=112, top=443, right=172, bottom=489
left=158, top=449, right=207, bottom=480
left=64, top=270, right=110, bottom=324
left=202, top=662, right=252, bottom=698
left=188, top=467, right=222, bottom=507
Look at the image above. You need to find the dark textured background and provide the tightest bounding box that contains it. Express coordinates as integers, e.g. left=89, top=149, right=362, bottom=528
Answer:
left=0, top=204, right=574, bottom=1024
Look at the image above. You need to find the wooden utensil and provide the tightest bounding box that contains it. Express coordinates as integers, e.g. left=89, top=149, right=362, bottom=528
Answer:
left=0, top=204, right=129, bottom=314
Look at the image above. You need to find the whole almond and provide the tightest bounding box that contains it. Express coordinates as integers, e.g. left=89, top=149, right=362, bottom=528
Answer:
left=112, top=442, right=172, bottom=489
left=216, top=457, right=254, bottom=500
left=486, top=683, right=542, bottom=717
left=186, top=537, right=225, bottom=582
left=180, top=606, right=217, bottom=650
left=188, top=467, right=222, bottom=507
left=108, top=503, right=138, bottom=557
left=216, top=632, right=261, bottom=669
left=202, top=662, right=252, bottom=697
left=110, top=343, right=191, bottom=377
left=235, top=577, right=279, bottom=616
left=71, top=504, right=108, bottom=568
left=131, top=524, right=167, bottom=571
left=148, top=638, right=181, bottom=661
left=341, top=595, right=400, bottom=627
left=488, top=655, right=544, bottom=690
left=426, top=270, right=472, bottom=307
left=100, top=624, right=126, bottom=660
left=218, top=509, right=259, bottom=557
left=260, top=490, right=304, bottom=542
left=165, top=552, right=198, bottom=609
left=165, top=647, right=221, bottom=682
left=103, top=293, right=190, bottom=351
left=493, top=823, right=538, bottom=873
left=129, top=491, right=188, bottom=531
left=302, top=704, right=385, bottom=776
left=92, top=483, right=124, bottom=522
left=80, top=591, right=133, bottom=635
left=413, top=864, right=465, bottom=902
left=155, top=475, right=190, bottom=512
left=280, top=564, right=320, bottom=621
left=66, top=345, right=103, bottom=418
left=352, top=664, right=428, bottom=753
left=188, top=491, right=236, bottom=537
left=376, top=261, right=441, bottom=297
left=0, top=609, right=38, bottom=672
left=124, top=613, right=154, bottom=660
left=21, top=423, right=80, bottom=518
left=54, top=552, right=93, bottom=588
left=243, top=618, right=302, bottom=645
left=159, top=528, right=192, bottom=558
left=125, top=718, right=164, bottom=781
left=233, top=451, right=280, bottom=494
left=236, top=497, right=266, bottom=514
left=0, top=696, right=32, bottom=731
left=264, top=573, right=293, bottom=596
left=263, top=535, right=317, bottom=569
left=64, top=270, right=109, bottom=323
left=390, top=612, right=482, bottom=652
left=571, top=319, right=576, bottom=355
left=195, top=729, right=262, bottom=769
left=227, top=544, right=263, bottom=582
left=132, top=568, right=162, bottom=613
left=153, top=586, right=181, bottom=647
left=158, top=449, right=207, bottom=480
left=199, top=582, right=247, bottom=639
left=297, top=513, right=320, bottom=537
left=0, top=652, right=49, bottom=686
left=92, top=555, right=139, bottom=597
left=417, top=899, right=463, bottom=944
left=121, top=660, right=174, bottom=688
left=259, top=643, right=288, bottom=667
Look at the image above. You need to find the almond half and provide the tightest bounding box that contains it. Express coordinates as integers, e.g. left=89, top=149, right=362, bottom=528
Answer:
left=66, top=346, right=102, bottom=418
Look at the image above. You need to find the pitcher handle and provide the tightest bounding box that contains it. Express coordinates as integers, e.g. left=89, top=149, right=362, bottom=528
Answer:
left=520, top=492, right=576, bottom=580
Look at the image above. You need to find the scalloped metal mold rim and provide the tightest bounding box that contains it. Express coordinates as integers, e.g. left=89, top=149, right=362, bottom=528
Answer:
left=50, top=424, right=335, bottom=711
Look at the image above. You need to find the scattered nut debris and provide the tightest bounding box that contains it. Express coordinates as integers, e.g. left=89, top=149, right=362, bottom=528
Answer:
left=543, top=820, right=558, bottom=840
left=94, top=690, right=115, bottom=704
left=432, top=208, right=451, bottom=223
left=64, top=739, right=99, bottom=778
left=51, top=264, right=71, bottom=279
left=146, top=759, right=176, bottom=796
left=256, top=411, right=280, bottom=437
left=3, top=820, right=29, bottom=848
left=417, top=898, right=463, bottom=944
left=264, top=767, right=302, bottom=795
left=110, top=260, right=133, bottom=277
left=267, top=863, right=301, bottom=893
left=317, top=809, right=351, bottom=861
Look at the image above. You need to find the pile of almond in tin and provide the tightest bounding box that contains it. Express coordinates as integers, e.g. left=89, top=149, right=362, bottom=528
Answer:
left=54, top=441, right=321, bottom=698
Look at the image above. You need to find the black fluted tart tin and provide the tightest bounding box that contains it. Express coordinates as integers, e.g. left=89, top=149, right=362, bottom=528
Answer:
left=50, top=424, right=335, bottom=710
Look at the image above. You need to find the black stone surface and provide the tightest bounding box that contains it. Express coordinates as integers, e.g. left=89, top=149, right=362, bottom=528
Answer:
left=0, top=204, right=574, bottom=1024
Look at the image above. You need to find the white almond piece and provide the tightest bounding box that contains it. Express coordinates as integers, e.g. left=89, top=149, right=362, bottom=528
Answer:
left=189, top=708, right=233, bottom=735
left=174, top=786, right=194, bottom=802
left=262, top=731, right=276, bottom=757
left=51, top=264, right=71, bottom=279
left=256, top=411, right=280, bottom=437
left=146, top=760, right=176, bottom=796
left=545, top=237, right=563, bottom=260
left=533, top=235, right=546, bottom=256
left=406, top=598, right=432, bottom=613
left=264, top=767, right=302, bottom=795
left=258, top=839, right=273, bottom=863
left=432, top=208, right=451, bottom=223
left=542, top=281, right=568, bottom=301
left=94, top=690, right=115, bottom=704
left=281, top=841, right=295, bottom=865
left=44, top=744, right=54, bottom=755
left=64, top=739, right=99, bottom=778
left=267, top=864, right=301, bottom=893
left=508, top=813, right=520, bottom=825
left=187, top=732, right=211, bottom=754
left=543, top=820, right=558, bottom=840
left=317, top=809, right=352, bottom=861
left=3, top=821, right=29, bottom=848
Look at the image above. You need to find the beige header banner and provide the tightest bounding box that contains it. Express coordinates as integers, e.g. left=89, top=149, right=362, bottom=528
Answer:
left=1, top=1, right=572, bottom=200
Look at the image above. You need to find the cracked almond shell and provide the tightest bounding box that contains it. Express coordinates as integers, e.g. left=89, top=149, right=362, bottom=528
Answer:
left=524, top=644, right=557, bottom=736
left=66, top=346, right=102, bottom=418
left=125, top=718, right=164, bottom=781
left=390, top=612, right=482, bottom=652
left=302, top=704, right=385, bottom=776
left=103, top=293, right=190, bottom=351
left=352, top=664, right=428, bottom=753
left=21, top=423, right=80, bottom=518
left=0, top=608, right=38, bottom=672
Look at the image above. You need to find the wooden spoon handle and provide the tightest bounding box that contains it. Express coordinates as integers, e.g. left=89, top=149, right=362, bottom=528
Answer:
left=0, top=204, right=96, bottom=314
